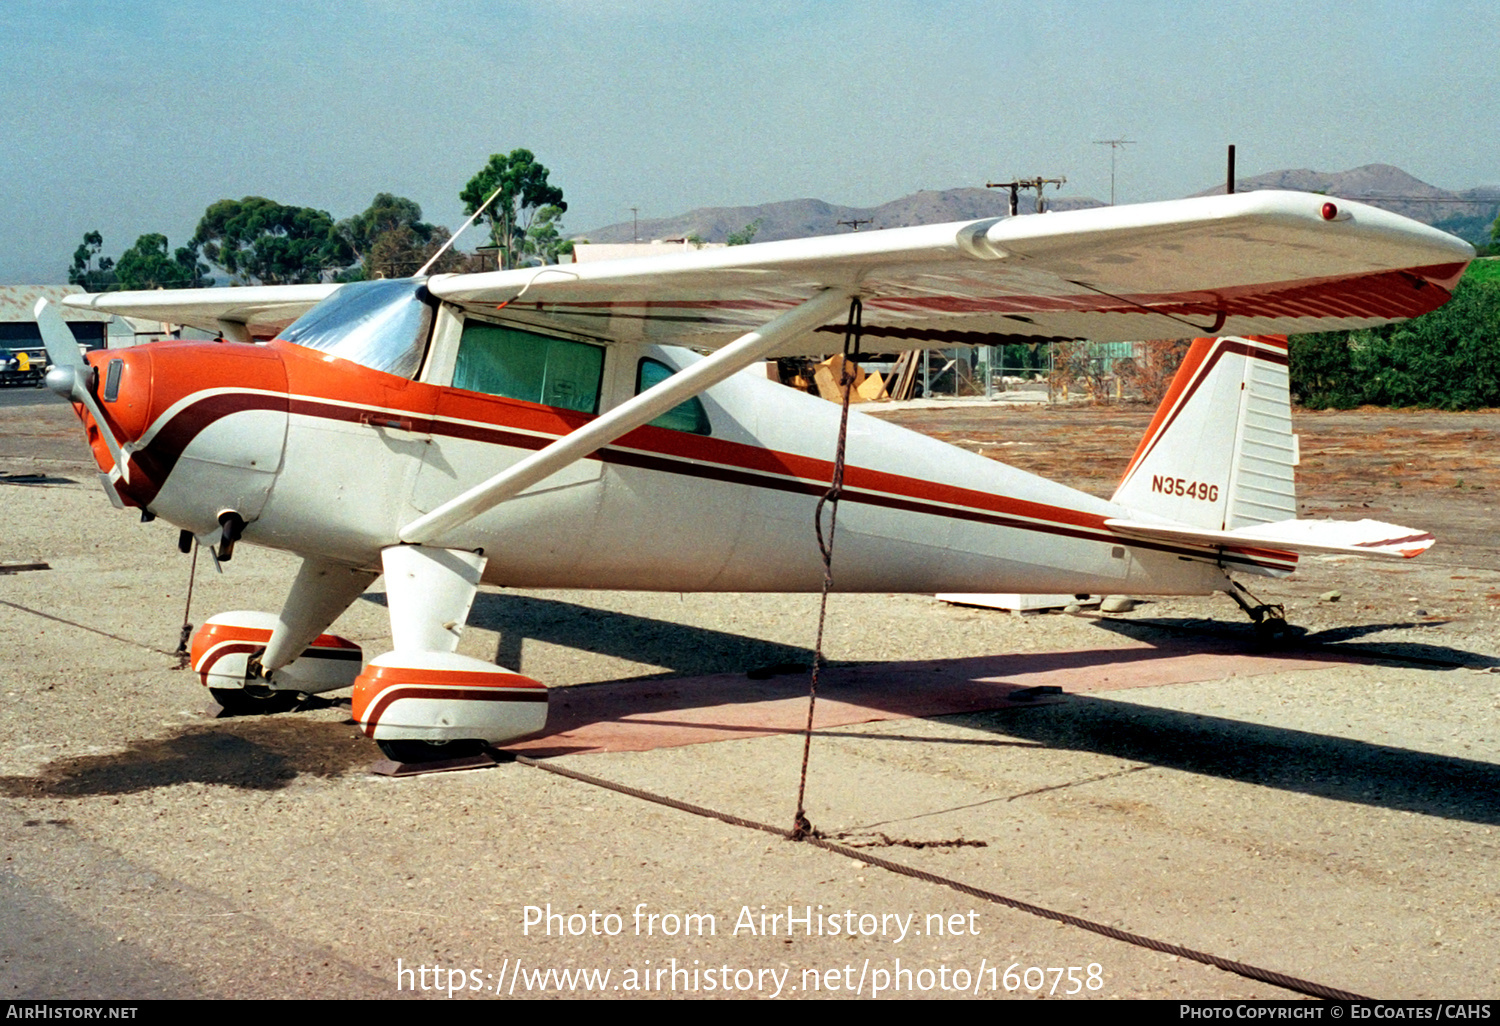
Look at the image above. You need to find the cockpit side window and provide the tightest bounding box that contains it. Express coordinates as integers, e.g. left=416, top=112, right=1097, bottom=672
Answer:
left=280, top=279, right=434, bottom=378
left=636, top=358, right=712, bottom=435
left=453, top=321, right=604, bottom=414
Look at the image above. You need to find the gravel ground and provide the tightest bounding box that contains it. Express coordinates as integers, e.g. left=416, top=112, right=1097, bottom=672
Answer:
left=1, top=395, right=1497, bottom=1000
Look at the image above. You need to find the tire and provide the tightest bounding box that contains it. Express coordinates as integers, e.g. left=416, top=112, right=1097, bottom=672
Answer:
left=209, top=686, right=300, bottom=716
left=376, top=738, right=489, bottom=763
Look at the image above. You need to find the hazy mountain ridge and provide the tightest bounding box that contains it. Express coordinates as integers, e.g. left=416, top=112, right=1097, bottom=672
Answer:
left=577, top=188, right=1104, bottom=245
left=580, top=164, right=1497, bottom=246
left=1198, top=163, right=1499, bottom=241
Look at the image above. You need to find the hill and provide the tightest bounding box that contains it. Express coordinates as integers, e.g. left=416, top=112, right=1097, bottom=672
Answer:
left=579, top=164, right=1498, bottom=247
left=1195, top=163, right=1499, bottom=244
left=577, top=187, right=1104, bottom=245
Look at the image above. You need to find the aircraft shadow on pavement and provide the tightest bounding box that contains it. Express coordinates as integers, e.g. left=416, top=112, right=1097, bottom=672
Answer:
left=1090, top=615, right=1500, bottom=670
left=526, top=661, right=1500, bottom=827
left=27, top=594, right=1484, bottom=816
left=949, top=695, right=1500, bottom=827
left=366, top=591, right=814, bottom=678
left=447, top=598, right=1499, bottom=826
left=432, top=599, right=1500, bottom=826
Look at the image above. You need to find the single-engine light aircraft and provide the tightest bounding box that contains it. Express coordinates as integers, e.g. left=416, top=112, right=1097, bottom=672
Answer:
left=41, top=191, right=1473, bottom=761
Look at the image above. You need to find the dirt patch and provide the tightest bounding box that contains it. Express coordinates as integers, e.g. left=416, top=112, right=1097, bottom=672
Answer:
left=873, top=403, right=1500, bottom=513
left=0, top=716, right=372, bottom=797
left=0, top=391, right=93, bottom=463
left=872, top=402, right=1500, bottom=635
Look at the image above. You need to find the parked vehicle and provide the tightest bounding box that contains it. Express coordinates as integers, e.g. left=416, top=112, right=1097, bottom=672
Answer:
left=0, top=346, right=47, bottom=387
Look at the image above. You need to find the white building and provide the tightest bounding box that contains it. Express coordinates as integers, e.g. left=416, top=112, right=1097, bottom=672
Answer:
left=569, top=239, right=727, bottom=263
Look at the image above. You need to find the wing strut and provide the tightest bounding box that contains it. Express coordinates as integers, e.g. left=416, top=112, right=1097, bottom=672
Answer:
left=398, top=287, right=853, bottom=546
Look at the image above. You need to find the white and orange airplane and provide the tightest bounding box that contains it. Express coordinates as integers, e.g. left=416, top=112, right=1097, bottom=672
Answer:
left=39, top=191, right=1472, bottom=761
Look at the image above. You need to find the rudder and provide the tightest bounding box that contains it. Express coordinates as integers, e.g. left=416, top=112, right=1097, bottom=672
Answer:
left=1111, top=336, right=1296, bottom=531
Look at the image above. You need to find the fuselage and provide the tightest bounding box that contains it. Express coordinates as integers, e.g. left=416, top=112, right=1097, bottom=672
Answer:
left=71, top=281, right=1264, bottom=598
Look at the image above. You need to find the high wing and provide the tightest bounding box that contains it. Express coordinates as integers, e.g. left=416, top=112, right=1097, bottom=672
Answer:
left=426, top=190, right=1472, bottom=355
left=63, top=191, right=1471, bottom=353
left=62, top=283, right=338, bottom=340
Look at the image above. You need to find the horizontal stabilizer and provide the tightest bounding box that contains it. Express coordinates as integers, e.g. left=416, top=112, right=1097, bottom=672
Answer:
left=1105, top=517, right=1434, bottom=560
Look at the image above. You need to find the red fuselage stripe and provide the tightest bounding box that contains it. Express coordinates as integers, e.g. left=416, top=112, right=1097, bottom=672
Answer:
left=128, top=389, right=1295, bottom=572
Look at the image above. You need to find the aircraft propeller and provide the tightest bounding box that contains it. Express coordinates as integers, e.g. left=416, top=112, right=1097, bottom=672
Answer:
left=34, top=299, right=129, bottom=482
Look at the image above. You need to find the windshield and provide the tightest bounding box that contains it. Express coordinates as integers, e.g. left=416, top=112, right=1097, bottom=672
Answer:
left=280, top=279, right=433, bottom=378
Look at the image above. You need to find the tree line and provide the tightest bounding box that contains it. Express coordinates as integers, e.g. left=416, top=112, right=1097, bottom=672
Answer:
left=1289, top=263, right=1500, bottom=410
left=1105, top=263, right=1500, bottom=412
left=69, top=157, right=1500, bottom=415
left=69, top=149, right=572, bottom=291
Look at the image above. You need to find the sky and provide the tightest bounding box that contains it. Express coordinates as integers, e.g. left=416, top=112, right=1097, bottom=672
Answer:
left=1, top=0, right=1496, bottom=283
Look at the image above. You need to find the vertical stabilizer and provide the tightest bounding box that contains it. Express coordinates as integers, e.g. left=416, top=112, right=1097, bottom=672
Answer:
left=1111, top=336, right=1296, bottom=530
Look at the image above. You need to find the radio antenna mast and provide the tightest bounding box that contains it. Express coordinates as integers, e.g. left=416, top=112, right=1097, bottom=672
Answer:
left=415, top=181, right=507, bottom=278
left=1092, top=138, right=1134, bottom=205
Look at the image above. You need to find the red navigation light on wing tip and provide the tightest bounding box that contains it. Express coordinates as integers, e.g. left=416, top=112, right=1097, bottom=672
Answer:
left=1321, top=202, right=1339, bottom=221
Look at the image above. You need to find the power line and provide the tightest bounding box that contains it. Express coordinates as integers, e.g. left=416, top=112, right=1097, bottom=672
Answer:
left=985, top=177, right=1068, bottom=215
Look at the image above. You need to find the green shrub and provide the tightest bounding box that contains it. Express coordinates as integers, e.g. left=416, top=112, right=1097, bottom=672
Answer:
left=1289, top=278, right=1500, bottom=409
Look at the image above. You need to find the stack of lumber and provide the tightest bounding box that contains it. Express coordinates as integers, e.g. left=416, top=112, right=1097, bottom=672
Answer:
left=886, top=351, right=921, bottom=401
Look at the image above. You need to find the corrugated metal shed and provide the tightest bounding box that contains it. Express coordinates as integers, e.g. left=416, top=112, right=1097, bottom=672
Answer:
left=0, top=285, right=112, bottom=323
left=0, top=285, right=208, bottom=349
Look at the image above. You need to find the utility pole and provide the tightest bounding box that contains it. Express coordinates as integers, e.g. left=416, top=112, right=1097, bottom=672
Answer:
left=985, top=176, right=1068, bottom=215
left=630, top=207, right=639, bottom=243
left=1092, top=138, right=1134, bottom=205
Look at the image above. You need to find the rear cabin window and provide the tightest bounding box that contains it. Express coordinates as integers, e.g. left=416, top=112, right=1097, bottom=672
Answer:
left=636, top=358, right=711, bottom=435
left=454, top=322, right=604, bottom=414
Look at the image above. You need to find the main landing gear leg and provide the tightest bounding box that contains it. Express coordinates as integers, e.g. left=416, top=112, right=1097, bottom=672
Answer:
left=259, top=558, right=378, bottom=679
left=189, top=557, right=373, bottom=715
left=1222, top=575, right=1289, bottom=636
left=352, top=545, right=547, bottom=763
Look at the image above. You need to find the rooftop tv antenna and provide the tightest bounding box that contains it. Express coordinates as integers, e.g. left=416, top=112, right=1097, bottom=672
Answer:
left=1092, top=138, right=1134, bottom=205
